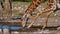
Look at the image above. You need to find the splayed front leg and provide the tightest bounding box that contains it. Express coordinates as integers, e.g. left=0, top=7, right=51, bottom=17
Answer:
left=27, top=11, right=42, bottom=29
left=22, top=14, right=30, bottom=28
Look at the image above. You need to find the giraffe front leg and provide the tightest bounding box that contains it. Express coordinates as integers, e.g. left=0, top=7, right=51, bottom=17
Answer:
left=42, top=11, right=53, bottom=30
left=27, top=11, right=42, bottom=29
left=22, top=14, right=30, bottom=28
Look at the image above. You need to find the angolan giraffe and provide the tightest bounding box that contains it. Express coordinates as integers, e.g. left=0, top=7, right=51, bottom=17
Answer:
left=22, top=0, right=50, bottom=28
left=22, top=0, right=43, bottom=28
left=27, top=0, right=60, bottom=30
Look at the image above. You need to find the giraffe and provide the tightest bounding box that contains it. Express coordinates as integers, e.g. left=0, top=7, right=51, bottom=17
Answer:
left=26, top=0, right=57, bottom=30
left=22, top=0, right=43, bottom=28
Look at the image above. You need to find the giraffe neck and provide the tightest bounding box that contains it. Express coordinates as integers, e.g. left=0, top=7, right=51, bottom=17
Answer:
left=25, top=0, right=43, bottom=14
